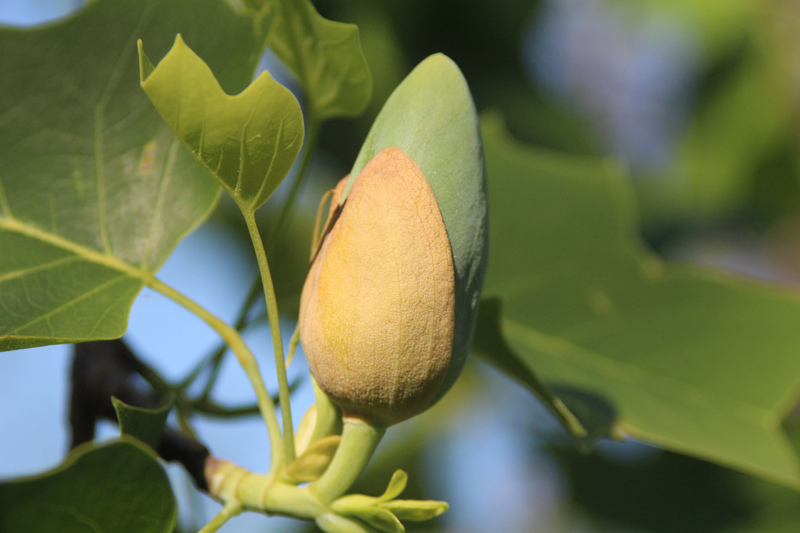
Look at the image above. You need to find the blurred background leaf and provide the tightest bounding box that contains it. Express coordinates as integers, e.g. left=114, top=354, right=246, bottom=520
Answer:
left=265, top=0, right=372, bottom=120
left=480, top=111, right=800, bottom=488
left=0, top=439, right=176, bottom=533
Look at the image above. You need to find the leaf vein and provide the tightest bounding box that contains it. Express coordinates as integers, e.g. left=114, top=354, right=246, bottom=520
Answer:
left=0, top=173, right=12, bottom=219
left=9, top=275, right=134, bottom=335
left=0, top=256, right=83, bottom=284
left=139, top=135, right=180, bottom=270
left=503, top=318, right=773, bottom=425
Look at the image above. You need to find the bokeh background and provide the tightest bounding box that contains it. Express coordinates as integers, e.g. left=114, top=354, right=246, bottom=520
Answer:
left=3, top=0, right=800, bottom=532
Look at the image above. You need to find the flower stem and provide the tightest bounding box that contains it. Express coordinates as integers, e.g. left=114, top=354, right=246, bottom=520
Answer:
left=147, top=277, right=284, bottom=472
left=310, top=419, right=386, bottom=503
left=242, top=209, right=296, bottom=465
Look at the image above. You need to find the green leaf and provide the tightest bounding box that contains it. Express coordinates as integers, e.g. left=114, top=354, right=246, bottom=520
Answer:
left=0, top=439, right=175, bottom=532
left=351, top=506, right=404, bottom=533
left=473, top=299, right=599, bottom=447
left=331, top=494, right=378, bottom=514
left=633, top=0, right=759, bottom=60
left=479, top=111, right=800, bottom=488
left=347, top=53, right=489, bottom=406
left=283, top=434, right=341, bottom=483
left=139, top=34, right=304, bottom=212
left=379, top=500, right=449, bottom=522
left=112, top=394, right=174, bottom=450
left=377, top=470, right=407, bottom=503
left=0, top=0, right=267, bottom=351
left=265, top=0, right=372, bottom=120
left=637, top=30, right=794, bottom=222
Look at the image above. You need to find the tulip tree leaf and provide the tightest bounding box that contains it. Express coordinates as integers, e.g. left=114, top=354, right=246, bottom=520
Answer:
left=265, top=0, right=372, bottom=119
left=139, top=35, right=304, bottom=212
left=0, top=439, right=175, bottom=533
left=0, top=0, right=267, bottom=351
left=479, top=111, right=800, bottom=488
left=348, top=54, right=489, bottom=405
left=112, top=395, right=174, bottom=450
left=473, top=299, right=596, bottom=446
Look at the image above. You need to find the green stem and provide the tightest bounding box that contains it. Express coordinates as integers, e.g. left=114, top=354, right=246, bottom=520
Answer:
left=148, top=278, right=284, bottom=472
left=175, top=401, right=197, bottom=439
left=269, top=113, right=320, bottom=247
left=190, top=398, right=261, bottom=418
left=310, top=419, right=386, bottom=503
left=242, top=210, right=296, bottom=465
left=181, top=275, right=262, bottom=395
left=198, top=502, right=242, bottom=533
left=207, top=460, right=327, bottom=519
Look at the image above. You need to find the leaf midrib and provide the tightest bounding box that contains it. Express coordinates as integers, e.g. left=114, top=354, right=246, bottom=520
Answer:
left=503, top=317, right=782, bottom=430
left=0, top=215, right=152, bottom=282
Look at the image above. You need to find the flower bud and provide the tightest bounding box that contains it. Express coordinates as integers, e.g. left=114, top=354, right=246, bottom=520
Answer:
left=300, top=147, right=455, bottom=426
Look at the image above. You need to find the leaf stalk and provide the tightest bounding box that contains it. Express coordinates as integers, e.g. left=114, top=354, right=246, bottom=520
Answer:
left=147, top=278, right=284, bottom=472
left=242, top=209, right=296, bottom=465
left=309, top=419, right=386, bottom=503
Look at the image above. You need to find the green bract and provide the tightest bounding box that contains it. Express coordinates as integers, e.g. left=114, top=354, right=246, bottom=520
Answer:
left=345, top=53, right=489, bottom=406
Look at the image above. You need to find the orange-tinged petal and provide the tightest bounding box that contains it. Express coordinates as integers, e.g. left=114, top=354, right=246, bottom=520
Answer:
left=300, top=147, right=455, bottom=426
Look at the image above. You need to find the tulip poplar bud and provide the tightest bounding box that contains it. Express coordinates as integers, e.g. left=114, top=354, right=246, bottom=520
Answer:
left=300, top=147, right=456, bottom=426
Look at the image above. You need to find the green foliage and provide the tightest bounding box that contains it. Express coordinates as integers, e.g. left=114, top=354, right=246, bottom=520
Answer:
left=347, top=53, right=489, bottom=405
left=0, top=0, right=266, bottom=350
left=478, top=111, right=800, bottom=488
left=0, top=439, right=175, bottom=533
left=552, top=445, right=756, bottom=533
left=331, top=469, right=446, bottom=533
left=264, top=0, right=372, bottom=120
left=379, top=500, right=448, bottom=522
left=4, top=0, right=800, bottom=531
left=112, top=395, right=173, bottom=450
left=473, top=299, right=595, bottom=446
left=139, top=35, right=304, bottom=211
left=637, top=18, right=795, bottom=223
